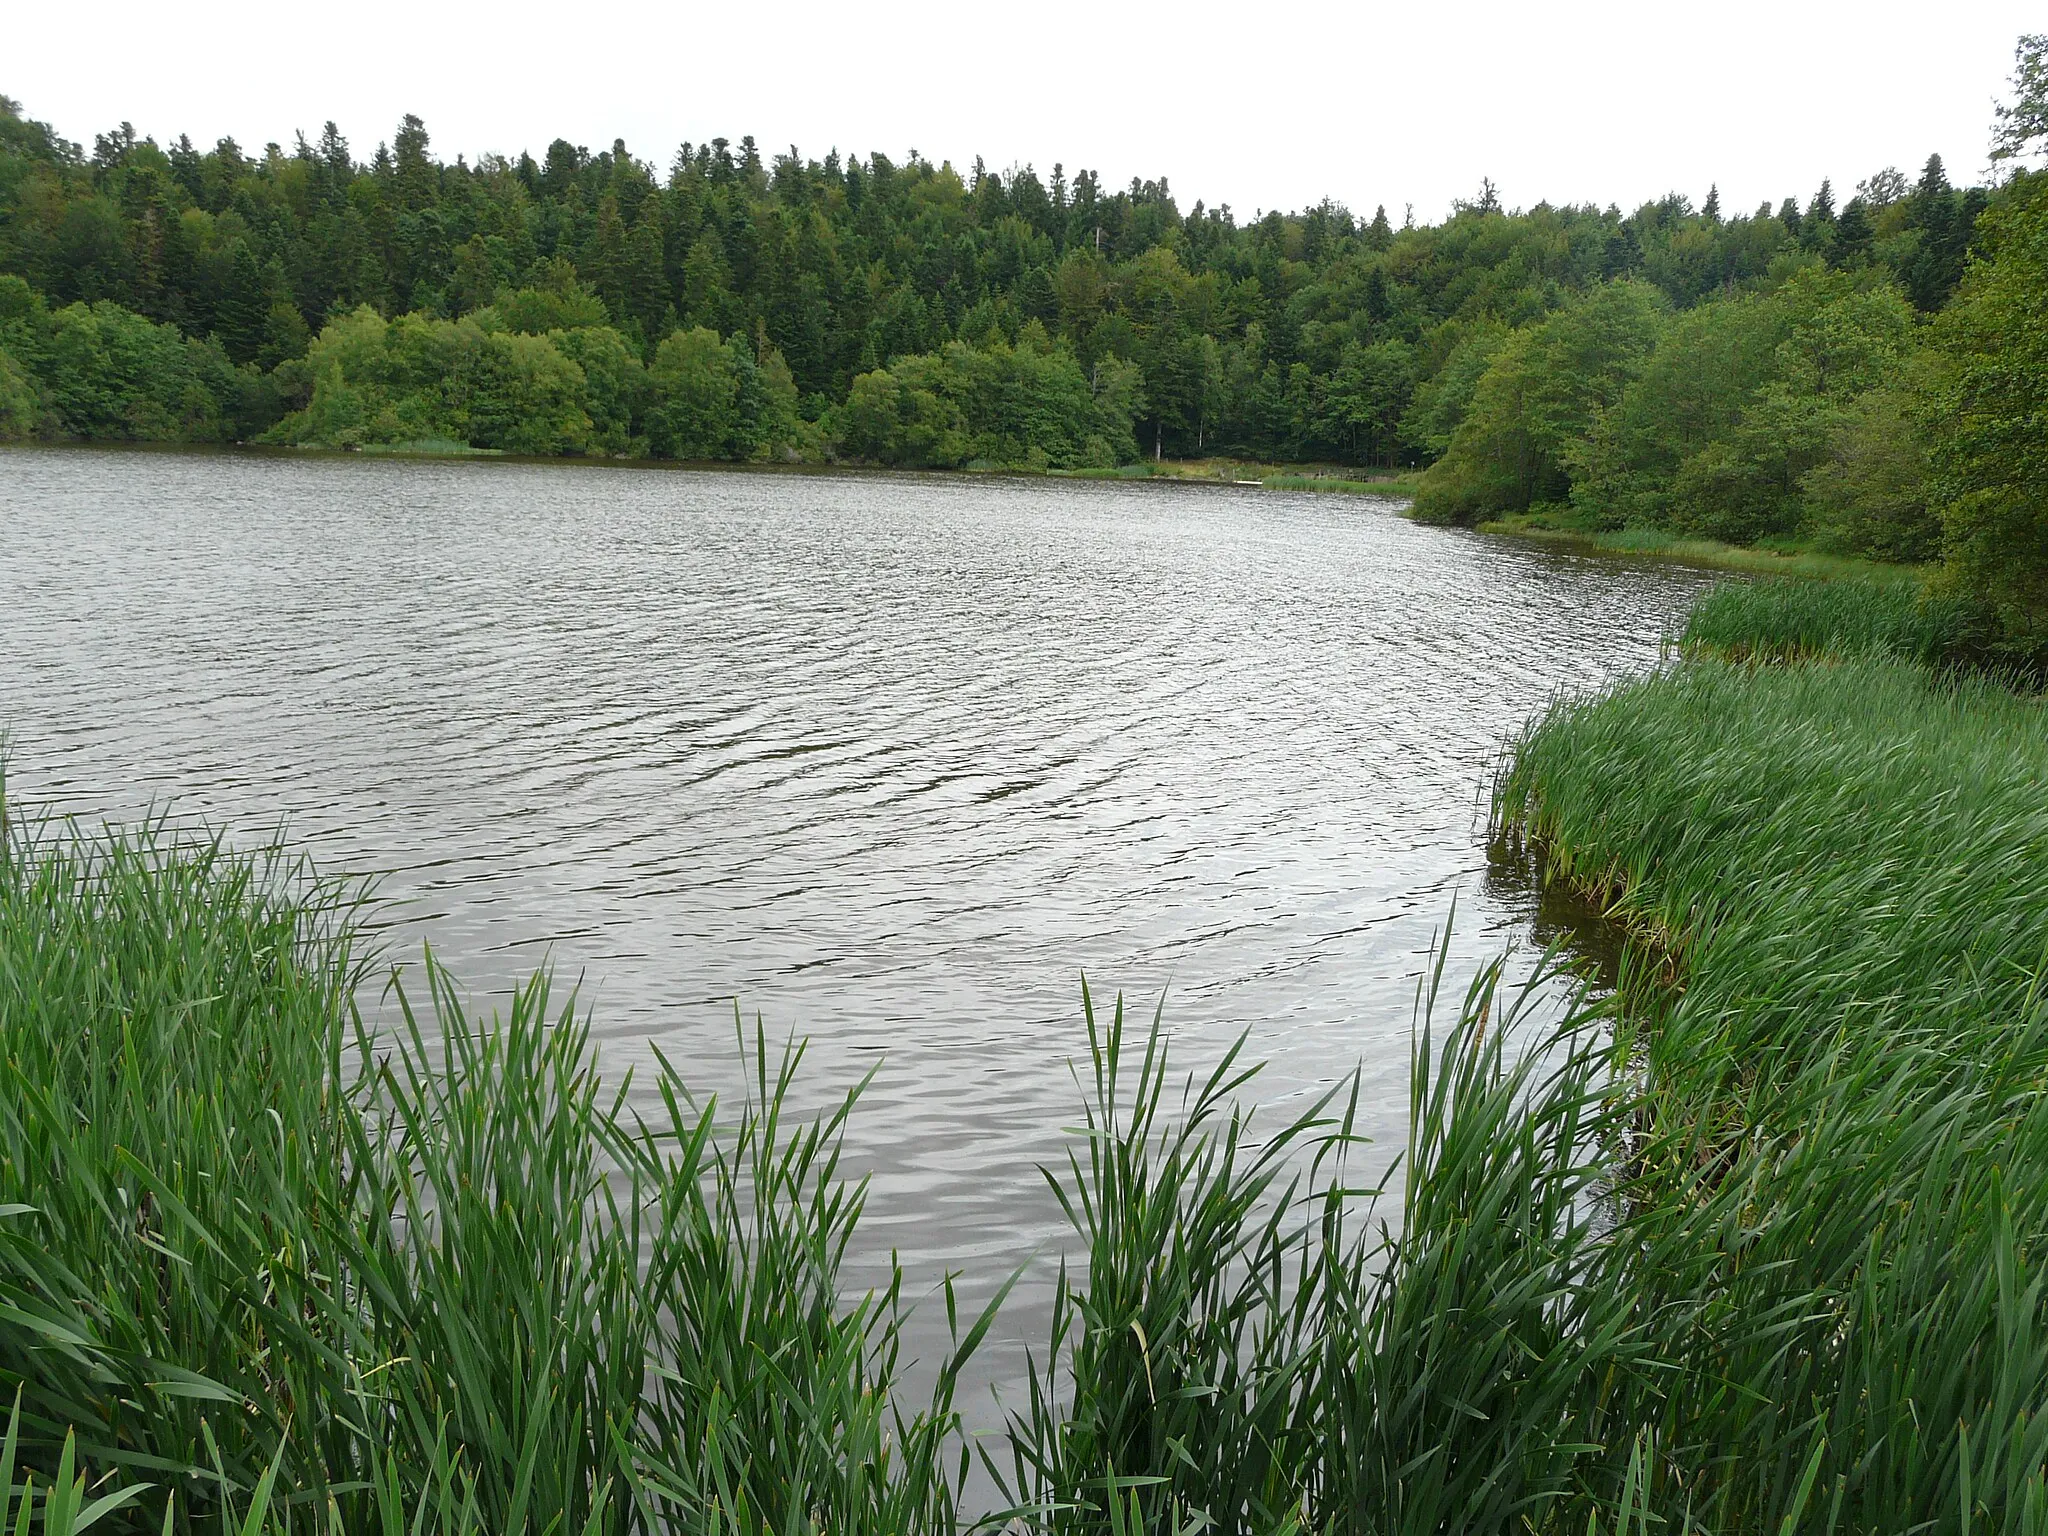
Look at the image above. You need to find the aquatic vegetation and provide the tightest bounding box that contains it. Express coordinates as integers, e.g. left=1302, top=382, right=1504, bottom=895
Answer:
left=0, top=799, right=1645, bottom=1533
left=1678, top=574, right=1979, bottom=663
left=1260, top=473, right=1419, bottom=497
left=0, top=811, right=989, bottom=1533
left=1494, top=646, right=2048, bottom=1530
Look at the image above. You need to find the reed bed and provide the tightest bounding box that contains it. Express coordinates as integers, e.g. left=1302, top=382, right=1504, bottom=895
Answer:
left=1259, top=475, right=1417, bottom=497
left=1495, top=634, right=2048, bottom=1530
left=0, top=811, right=987, bottom=1533
left=1678, top=576, right=1979, bottom=665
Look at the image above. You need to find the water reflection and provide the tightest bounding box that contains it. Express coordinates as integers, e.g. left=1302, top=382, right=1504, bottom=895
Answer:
left=1481, top=834, right=1639, bottom=993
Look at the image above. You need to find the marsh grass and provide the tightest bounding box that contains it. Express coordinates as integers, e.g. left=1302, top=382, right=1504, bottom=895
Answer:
left=1049, top=463, right=1421, bottom=497
left=351, top=438, right=501, bottom=457
left=1476, top=515, right=1925, bottom=583
left=1260, top=475, right=1419, bottom=498
left=0, top=805, right=996, bottom=1533
left=3, top=795, right=1680, bottom=1533
left=1679, top=576, right=1982, bottom=665
left=1494, top=649, right=2048, bottom=1530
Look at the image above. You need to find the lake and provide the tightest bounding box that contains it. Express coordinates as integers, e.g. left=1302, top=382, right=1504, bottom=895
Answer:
left=0, top=445, right=1715, bottom=1409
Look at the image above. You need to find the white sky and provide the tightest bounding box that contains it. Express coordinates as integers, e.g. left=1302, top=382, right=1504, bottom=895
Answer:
left=8, top=0, right=2037, bottom=222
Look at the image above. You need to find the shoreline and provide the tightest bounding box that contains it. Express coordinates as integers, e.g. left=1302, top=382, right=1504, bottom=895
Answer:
left=1468, top=511, right=1924, bottom=583
left=0, top=438, right=1424, bottom=498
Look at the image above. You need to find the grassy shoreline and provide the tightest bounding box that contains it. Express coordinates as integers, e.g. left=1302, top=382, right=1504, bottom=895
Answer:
left=0, top=790, right=1627, bottom=1534
left=4, top=439, right=1423, bottom=499
left=1051, top=457, right=1422, bottom=497
left=1488, top=578, right=2048, bottom=1528
left=1473, top=509, right=1926, bottom=582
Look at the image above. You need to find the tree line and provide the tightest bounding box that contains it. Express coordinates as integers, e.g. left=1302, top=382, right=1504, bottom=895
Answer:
left=0, top=85, right=2004, bottom=467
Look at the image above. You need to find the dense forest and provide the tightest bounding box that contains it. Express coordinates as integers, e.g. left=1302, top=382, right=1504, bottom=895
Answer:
left=1, top=38, right=2045, bottom=629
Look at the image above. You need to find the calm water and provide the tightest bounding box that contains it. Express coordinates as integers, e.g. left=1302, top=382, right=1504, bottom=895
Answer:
left=0, top=446, right=1714, bottom=1405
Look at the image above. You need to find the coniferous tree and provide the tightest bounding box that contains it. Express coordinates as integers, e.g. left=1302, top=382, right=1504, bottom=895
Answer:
left=1835, top=197, right=1874, bottom=265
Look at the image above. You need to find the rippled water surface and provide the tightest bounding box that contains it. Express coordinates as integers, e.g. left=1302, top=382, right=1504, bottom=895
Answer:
left=0, top=446, right=1715, bottom=1398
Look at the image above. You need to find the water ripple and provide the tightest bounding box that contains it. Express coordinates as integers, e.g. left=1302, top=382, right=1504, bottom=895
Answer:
left=0, top=446, right=1716, bottom=1402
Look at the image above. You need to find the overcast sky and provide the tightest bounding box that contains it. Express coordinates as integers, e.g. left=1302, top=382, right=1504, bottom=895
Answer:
left=9, top=0, right=2038, bottom=222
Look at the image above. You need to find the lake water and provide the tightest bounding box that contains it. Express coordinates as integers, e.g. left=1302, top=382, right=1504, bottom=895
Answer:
left=0, top=445, right=1715, bottom=1413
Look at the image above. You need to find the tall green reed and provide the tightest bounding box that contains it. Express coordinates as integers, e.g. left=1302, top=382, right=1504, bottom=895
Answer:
left=1494, top=648, right=2048, bottom=1530
left=31, top=654, right=2040, bottom=1536
left=0, top=801, right=996, bottom=1533
left=1678, top=575, right=1983, bottom=668
left=6, top=789, right=1678, bottom=1534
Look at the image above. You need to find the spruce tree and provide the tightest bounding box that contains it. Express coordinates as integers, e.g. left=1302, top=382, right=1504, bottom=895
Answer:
left=1835, top=197, right=1874, bottom=265
left=214, top=240, right=270, bottom=364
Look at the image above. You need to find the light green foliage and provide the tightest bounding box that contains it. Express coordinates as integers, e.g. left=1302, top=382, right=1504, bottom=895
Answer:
left=837, top=366, right=967, bottom=467
left=1991, top=35, right=2048, bottom=168
left=1567, top=289, right=1788, bottom=528
left=269, top=306, right=595, bottom=454
left=546, top=324, right=647, bottom=454
left=1427, top=265, right=1923, bottom=548
left=0, top=343, right=39, bottom=438
left=1800, top=377, right=1941, bottom=562
left=835, top=340, right=1139, bottom=469
left=1668, top=267, right=1916, bottom=543
left=1929, top=172, right=2048, bottom=638
left=646, top=326, right=753, bottom=460
left=1412, top=280, right=1666, bottom=521
left=0, top=274, right=244, bottom=441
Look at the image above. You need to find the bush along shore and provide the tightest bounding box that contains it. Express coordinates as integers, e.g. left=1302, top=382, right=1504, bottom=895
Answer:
left=7, top=576, right=2048, bottom=1534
